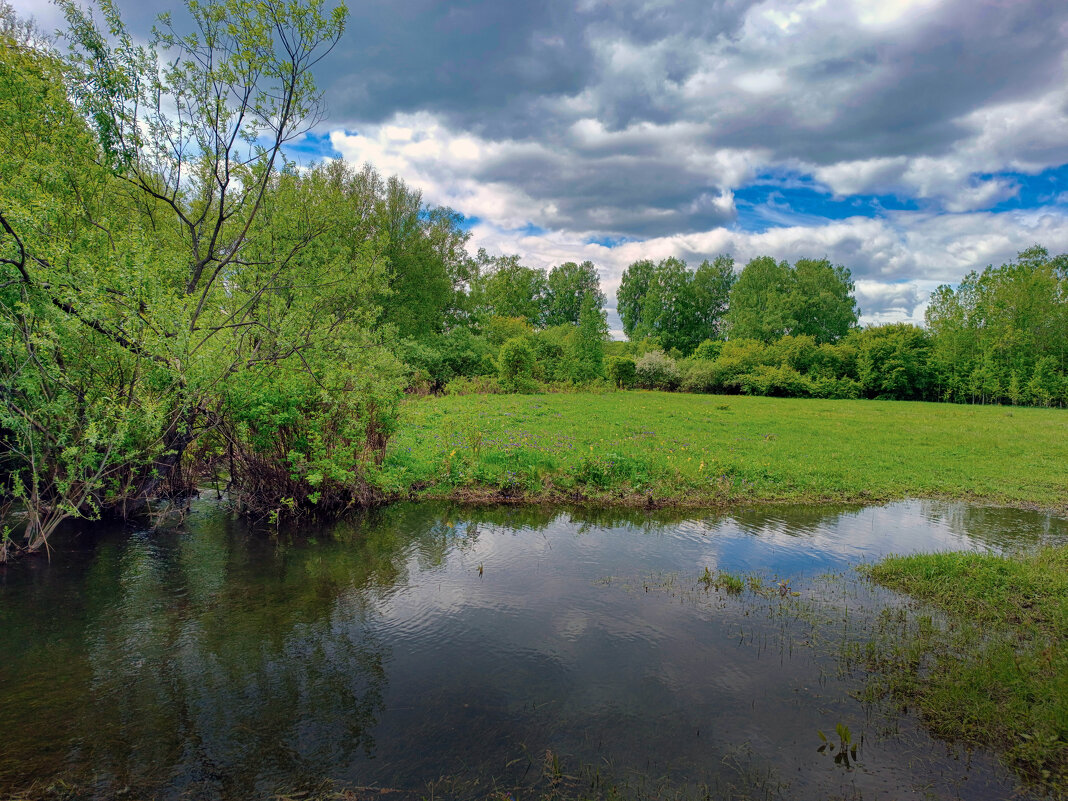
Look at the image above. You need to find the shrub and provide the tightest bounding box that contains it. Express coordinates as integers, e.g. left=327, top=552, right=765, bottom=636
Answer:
left=768, top=334, right=818, bottom=373
left=606, top=356, right=637, bottom=388
left=485, top=316, right=534, bottom=346
left=530, top=328, right=568, bottom=382
left=438, top=327, right=495, bottom=378
left=498, top=337, right=538, bottom=393
left=693, top=339, right=723, bottom=361
left=634, top=351, right=680, bottom=390
left=738, top=365, right=813, bottom=397
left=680, top=360, right=732, bottom=393
left=810, top=375, right=861, bottom=399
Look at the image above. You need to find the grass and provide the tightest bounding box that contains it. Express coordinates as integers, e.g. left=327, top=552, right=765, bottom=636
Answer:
left=377, top=391, right=1068, bottom=511
left=860, top=546, right=1068, bottom=794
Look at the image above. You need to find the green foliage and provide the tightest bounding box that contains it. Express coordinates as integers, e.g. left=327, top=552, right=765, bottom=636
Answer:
left=545, top=260, right=604, bottom=326
left=727, top=256, right=858, bottom=344
left=693, top=339, right=722, bottom=361
left=485, top=315, right=534, bottom=346
left=926, top=247, right=1068, bottom=404
left=569, top=291, right=608, bottom=382
left=634, top=351, right=680, bottom=390
left=224, top=338, right=405, bottom=515
left=738, top=365, right=813, bottom=398
left=726, top=256, right=793, bottom=342
left=497, top=337, right=537, bottom=393
left=1028, top=356, right=1063, bottom=408
left=474, top=252, right=548, bottom=326
left=617, top=255, right=734, bottom=354
left=852, top=324, right=931, bottom=400
left=789, top=258, right=860, bottom=343
left=0, top=0, right=422, bottom=554
left=605, top=356, right=636, bottom=389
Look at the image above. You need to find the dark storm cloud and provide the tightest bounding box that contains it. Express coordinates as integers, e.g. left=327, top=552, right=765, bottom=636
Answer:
left=324, top=0, right=760, bottom=134
left=710, top=0, right=1068, bottom=163
left=473, top=146, right=738, bottom=237
left=316, top=0, right=1068, bottom=239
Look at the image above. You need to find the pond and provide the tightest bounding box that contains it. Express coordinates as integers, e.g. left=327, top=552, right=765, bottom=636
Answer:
left=1, top=500, right=1066, bottom=800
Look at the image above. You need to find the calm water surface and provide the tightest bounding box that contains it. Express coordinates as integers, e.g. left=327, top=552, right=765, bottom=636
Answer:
left=1, top=500, right=1065, bottom=800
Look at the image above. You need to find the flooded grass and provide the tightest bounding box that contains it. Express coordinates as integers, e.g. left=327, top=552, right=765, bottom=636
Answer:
left=859, top=546, right=1068, bottom=795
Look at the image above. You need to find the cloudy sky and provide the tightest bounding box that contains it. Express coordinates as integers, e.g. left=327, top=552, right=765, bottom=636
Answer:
left=15, top=0, right=1068, bottom=334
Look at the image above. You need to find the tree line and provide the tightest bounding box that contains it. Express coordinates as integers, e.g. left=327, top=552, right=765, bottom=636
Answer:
left=1, top=0, right=1066, bottom=560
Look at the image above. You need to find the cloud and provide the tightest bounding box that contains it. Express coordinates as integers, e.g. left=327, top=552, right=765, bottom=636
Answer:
left=11, top=0, right=1068, bottom=329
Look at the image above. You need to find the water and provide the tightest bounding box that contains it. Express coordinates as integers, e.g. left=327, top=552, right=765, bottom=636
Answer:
left=1, top=500, right=1065, bottom=800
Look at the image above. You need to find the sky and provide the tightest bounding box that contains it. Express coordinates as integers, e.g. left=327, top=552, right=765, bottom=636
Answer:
left=14, top=0, right=1068, bottom=336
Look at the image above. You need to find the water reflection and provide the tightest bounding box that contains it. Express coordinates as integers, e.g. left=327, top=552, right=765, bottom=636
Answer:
left=0, top=500, right=1064, bottom=800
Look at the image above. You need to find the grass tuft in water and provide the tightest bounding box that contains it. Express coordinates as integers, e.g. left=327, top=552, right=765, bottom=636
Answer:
left=859, top=545, right=1068, bottom=795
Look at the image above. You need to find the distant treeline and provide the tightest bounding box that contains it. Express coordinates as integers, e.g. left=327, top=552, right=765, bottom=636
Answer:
left=402, top=245, right=1068, bottom=409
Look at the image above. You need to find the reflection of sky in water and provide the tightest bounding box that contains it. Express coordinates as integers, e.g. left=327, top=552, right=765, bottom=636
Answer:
left=0, top=500, right=1064, bottom=800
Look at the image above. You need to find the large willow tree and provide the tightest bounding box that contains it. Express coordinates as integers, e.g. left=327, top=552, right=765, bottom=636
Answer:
left=0, top=0, right=403, bottom=558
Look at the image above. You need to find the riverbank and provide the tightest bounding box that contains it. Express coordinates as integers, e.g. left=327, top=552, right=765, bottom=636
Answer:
left=861, top=546, right=1068, bottom=795
left=377, top=392, right=1068, bottom=512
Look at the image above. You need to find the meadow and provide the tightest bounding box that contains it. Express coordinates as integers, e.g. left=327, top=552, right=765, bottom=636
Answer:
left=379, top=391, right=1068, bottom=511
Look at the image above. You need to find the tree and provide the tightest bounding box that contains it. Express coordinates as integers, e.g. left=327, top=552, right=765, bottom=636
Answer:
left=617, top=257, right=706, bottom=353
left=0, top=0, right=379, bottom=555
left=498, top=337, right=536, bottom=392
left=474, top=252, right=548, bottom=327
left=373, top=172, right=472, bottom=339
left=691, top=255, right=736, bottom=341
left=852, top=324, right=932, bottom=400
left=545, top=261, right=604, bottom=326
left=726, top=256, right=792, bottom=342
left=925, top=247, right=1068, bottom=405
left=788, top=258, right=858, bottom=343
left=727, top=256, right=857, bottom=344
left=617, top=259, right=656, bottom=339
left=569, top=291, right=608, bottom=381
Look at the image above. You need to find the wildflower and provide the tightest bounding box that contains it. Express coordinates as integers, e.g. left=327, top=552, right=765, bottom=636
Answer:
left=450, top=450, right=456, bottom=457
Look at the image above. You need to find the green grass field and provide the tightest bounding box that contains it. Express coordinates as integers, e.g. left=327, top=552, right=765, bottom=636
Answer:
left=378, top=391, right=1068, bottom=511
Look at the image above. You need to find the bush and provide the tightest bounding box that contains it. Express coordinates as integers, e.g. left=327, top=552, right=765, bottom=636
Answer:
left=738, top=365, right=813, bottom=397
left=531, top=325, right=571, bottom=382
left=605, top=356, right=637, bottom=388
left=634, top=351, right=680, bottom=390
left=498, top=337, right=538, bottom=393
left=438, top=327, right=495, bottom=378
left=223, top=341, right=405, bottom=518
left=693, top=339, right=723, bottom=361
left=768, top=334, right=818, bottom=373
left=680, top=360, right=732, bottom=393
left=485, top=316, right=534, bottom=346
left=810, top=375, right=861, bottom=399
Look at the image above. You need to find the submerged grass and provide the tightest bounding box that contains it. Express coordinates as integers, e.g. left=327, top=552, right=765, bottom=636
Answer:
left=860, top=546, right=1068, bottom=795
left=378, top=392, right=1068, bottom=511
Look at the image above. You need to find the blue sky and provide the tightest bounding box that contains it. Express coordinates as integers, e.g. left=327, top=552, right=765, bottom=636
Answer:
left=16, top=0, right=1068, bottom=334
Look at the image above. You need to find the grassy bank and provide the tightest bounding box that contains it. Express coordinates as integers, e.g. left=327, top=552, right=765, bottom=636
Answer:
left=378, top=391, right=1068, bottom=510
left=861, top=546, right=1068, bottom=794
